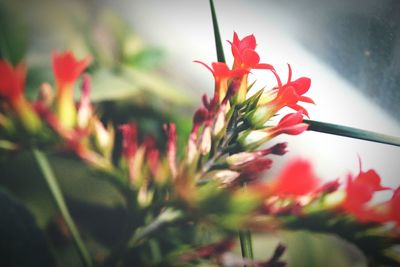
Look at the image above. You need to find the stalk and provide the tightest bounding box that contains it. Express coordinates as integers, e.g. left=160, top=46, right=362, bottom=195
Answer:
left=32, top=148, right=93, bottom=267
left=304, top=119, right=400, bottom=147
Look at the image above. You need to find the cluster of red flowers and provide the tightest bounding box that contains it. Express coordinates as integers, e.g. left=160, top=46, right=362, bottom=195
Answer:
left=249, top=158, right=400, bottom=229
left=0, top=31, right=399, bottom=266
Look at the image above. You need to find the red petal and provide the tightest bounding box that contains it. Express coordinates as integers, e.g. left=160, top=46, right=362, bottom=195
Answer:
left=254, top=63, right=275, bottom=70
left=356, top=169, right=390, bottom=191
left=299, top=96, right=315, bottom=104
left=273, top=159, right=320, bottom=196
left=52, top=51, right=91, bottom=88
left=278, top=112, right=304, bottom=128
left=194, top=60, right=214, bottom=75
left=240, top=34, right=257, bottom=50
left=212, top=62, right=231, bottom=78
left=390, top=188, right=400, bottom=225
left=0, top=60, right=26, bottom=100
left=242, top=49, right=260, bottom=67
left=290, top=77, right=311, bottom=95
left=287, top=104, right=309, bottom=117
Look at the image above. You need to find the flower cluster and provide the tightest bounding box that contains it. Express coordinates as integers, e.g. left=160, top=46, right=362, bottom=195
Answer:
left=0, top=32, right=399, bottom=267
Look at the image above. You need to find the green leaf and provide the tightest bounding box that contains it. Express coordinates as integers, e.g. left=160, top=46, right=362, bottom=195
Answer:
left=0, top=2, right=27, bottom=64
left=32, top=149, right=93, bottom=267
left=304, top=119, right=400, bottom=147
left=0, top=187, right=55, bottom=267
left=209, top=0, right=225, bottom=63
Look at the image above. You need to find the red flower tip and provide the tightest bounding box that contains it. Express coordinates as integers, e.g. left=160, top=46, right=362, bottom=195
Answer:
left=231, top=32, right=257, bottom=54
left=290, top=77, right=311, bottom=96
left=272, top=158, right=320, bottom=196
left=276, top=112, right=309, bottom=135
left=258, top=142, right=288, bottom=156
left=356, top=169, right=390, bottom=192
left=119, top=123, right=138, bottom=158
left=52, top=51, right=92, bottom=88
left=317, top=179, right=341, bottom=194
left=269, top=142, right=288, bottom=155
left=239, top=158, right=273, bottom=183
left=0, top=60, right=26, bottom=101
left=192, top=107, right=209, bottom=132
left=342, top=167, right=391, bottom=222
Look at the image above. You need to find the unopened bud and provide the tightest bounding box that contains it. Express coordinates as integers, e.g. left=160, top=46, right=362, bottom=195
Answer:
left=37, top=83, right=54, bottom=107
left=246, top=105, right=275, bottom=127
left=226, top=152, right=257, bottom=167
left=238, top=130, right=269, bottom=151
left=204, top=170, right=240, bottom=186
left=77, top=75, right=93, bottom=129
left=94, top=119, right=114, bottom=158
left=199, top=126, right=212, bottom=155
left=212, top=107, right=226, bottom=137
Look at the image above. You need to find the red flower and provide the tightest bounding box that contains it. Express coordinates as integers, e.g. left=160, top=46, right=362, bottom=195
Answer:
left=0, top=59, right=42, bottom=132
left=342, top=169, right=390, bottom=222
left=269, top=65, right=313, bottom=116
left=266, top=112, right=309, bottom=138
left=230, top=32, right=274, bottom=71
left=194, top=61, right=247, bottom=103
left=52, top=51, right=91, bottom=88
left=52, top=51, right=91, bottom=128
left=0, top=60, right=26, bottom=102
left=271, top=158, right=320, bottom=196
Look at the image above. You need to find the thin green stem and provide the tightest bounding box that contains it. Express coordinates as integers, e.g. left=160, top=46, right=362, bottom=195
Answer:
left=209, top=0, right=226, bottom=63
left=32, top=148, right=93, bottom=267
left=239, top=230, right=254, bottom=267
left=304, top=119, right=400, bottom=147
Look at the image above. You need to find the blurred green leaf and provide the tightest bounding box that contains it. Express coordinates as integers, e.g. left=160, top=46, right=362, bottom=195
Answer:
left=0, top=2, right=27, bottom=64
left=0, top=187, right=55, bottom=267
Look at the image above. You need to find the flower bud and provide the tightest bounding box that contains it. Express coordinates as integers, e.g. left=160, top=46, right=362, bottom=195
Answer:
left=199, top=126, right=212, bottom=155
left=238, top=130, right=269, bottom=151
left=212, top=106, right=226, bottom=137
left=37, top=82, right=54, bottom=107
left=94, top=119, right=114, bottom=159
left=77, top=75, right=93, bottom=129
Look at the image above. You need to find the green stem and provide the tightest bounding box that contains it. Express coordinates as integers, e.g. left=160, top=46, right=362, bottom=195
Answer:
left=304, top=119, right=400, bottom=147
left=32, top=148, right=93, bottom=267
left=239, top=230, right=254, bottom=267
left=209, top=0, right=226, bottom=63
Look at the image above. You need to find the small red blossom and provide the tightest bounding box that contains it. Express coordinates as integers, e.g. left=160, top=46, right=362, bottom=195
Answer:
left=230, top=32, right=274, bottom=71
left=52, top=51, right=91, bottom=88
left=266, top=112, right=309, bottom=138
left=0, top=60, right=26, bottom=102
left=195, top=61, right=247, bottom=103
left=342, top=169, right=390, bottom=223
left=270, top=65, right=313, bottom=116
left=272, top=158, right=320, bottom=196
left=0, top=59, right=42, bottom=132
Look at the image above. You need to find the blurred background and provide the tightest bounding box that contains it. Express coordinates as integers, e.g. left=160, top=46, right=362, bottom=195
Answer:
left=1, top=0, right=400, bottom=266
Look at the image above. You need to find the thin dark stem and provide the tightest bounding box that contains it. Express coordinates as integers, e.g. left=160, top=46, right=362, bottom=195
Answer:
left=32, top=148, right=93, bottom=267
left=304, top=119, right=400, bottom=147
